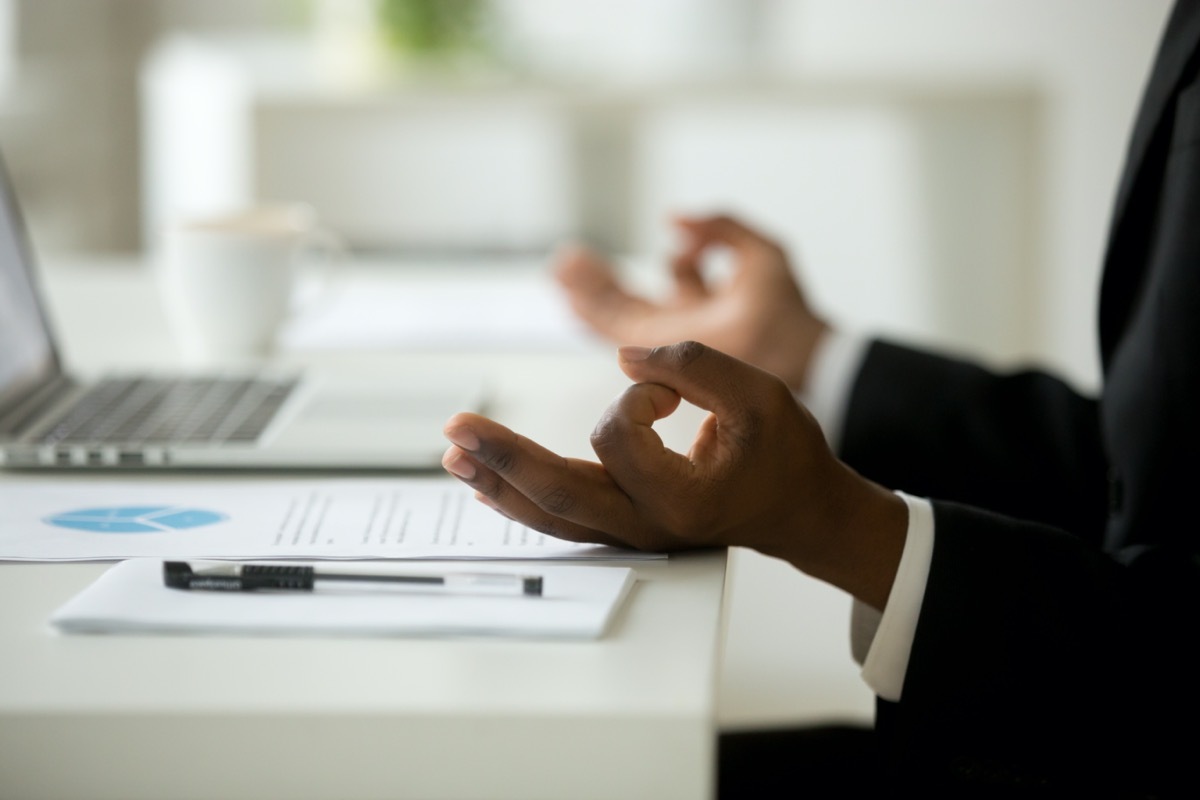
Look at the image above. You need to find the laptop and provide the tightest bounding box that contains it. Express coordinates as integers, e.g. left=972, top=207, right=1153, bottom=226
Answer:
left=0, top=155, right=487, bottom=471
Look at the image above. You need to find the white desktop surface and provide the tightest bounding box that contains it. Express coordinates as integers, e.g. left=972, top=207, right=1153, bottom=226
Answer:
left=0, top=256, right=728, bottom=800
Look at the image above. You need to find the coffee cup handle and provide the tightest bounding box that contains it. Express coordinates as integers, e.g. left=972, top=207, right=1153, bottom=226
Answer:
left=293, top=226, right=347, bottom=316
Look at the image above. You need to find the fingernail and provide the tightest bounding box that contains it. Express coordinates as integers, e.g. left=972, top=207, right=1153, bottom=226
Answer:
left=444, top=425, right=480, bottom=451
left=442, top=448, right=476, bottom=480
left=619, top=345, right=652, bottom=362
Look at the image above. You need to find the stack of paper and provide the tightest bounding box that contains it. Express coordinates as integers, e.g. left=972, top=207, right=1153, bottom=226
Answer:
left=51, top=558, right=636, bottom=640
left=10, top=478, right=658, bottom=640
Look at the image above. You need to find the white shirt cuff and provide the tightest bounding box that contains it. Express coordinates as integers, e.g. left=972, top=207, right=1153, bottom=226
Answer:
left=797, top=329, right=870, bottom=452
left=854, top=492, right=935, bottom=702
left=799, top=330, right=935, bottom=702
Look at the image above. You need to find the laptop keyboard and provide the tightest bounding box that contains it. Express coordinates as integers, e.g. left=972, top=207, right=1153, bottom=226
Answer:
left=35, top=377, right=298, bottom=445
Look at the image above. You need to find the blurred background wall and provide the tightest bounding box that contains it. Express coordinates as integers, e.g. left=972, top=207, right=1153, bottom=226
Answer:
left=0, top=0, right=1177, bottom=727
left=0, top=0, right=1175, bottom=387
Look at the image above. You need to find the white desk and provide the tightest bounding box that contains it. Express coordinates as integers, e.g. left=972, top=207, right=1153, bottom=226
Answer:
left=0, top=257, right=728, bottom=799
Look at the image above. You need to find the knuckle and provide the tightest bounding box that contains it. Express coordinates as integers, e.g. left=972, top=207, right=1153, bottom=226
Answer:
left=533, top=483, right=576, bottom=516
left=589, top=410, right=628, bottom=453
left=725, top=377, right=795, bottom=456
left=587, top=428, right=610, bottom=455
left=478, top=442, right=516, bottom=475
left=727, top=404, right=764, bottom=455
left=660, top=340, right=708, bottom=370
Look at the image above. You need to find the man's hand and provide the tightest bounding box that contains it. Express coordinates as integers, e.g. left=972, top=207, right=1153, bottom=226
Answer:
left=442, top=342, right=907, bottom=610
left=555, top=215, right=830, bottom=392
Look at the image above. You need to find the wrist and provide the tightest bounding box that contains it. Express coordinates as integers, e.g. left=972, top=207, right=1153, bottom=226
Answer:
left=779, top=317, right=831, bottom=393
left=781, top=465, right=908, bottom=611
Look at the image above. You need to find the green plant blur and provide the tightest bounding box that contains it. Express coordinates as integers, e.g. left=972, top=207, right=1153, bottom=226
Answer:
left=376, top=0, right=487, bottom=56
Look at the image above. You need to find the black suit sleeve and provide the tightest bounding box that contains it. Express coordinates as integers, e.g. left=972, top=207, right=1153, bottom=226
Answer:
left=876, top=499, right=1200, bottom=794
left=840, top=340, right=1109, bottom=539
left=828, top=4, right=1200, bottom=793
left=838, top=344, right=1200, bottom=794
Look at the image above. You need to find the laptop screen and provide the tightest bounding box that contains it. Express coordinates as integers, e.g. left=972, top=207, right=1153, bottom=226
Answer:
left=0, top=154, right=60, bottom=414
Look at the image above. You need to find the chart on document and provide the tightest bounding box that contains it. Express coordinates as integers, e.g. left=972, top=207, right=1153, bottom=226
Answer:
left=0, top=478, right=660, bottom=562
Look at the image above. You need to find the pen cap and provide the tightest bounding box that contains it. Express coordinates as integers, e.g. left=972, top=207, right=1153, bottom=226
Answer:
left=163, top=561, right=198, bottom=589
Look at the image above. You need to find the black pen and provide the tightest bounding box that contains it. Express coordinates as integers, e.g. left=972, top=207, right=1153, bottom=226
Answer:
left=162, top=561, right=544, bottom=597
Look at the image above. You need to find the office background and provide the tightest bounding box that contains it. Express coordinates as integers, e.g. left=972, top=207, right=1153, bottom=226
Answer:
left=0, top=0, right=1173, bottom=730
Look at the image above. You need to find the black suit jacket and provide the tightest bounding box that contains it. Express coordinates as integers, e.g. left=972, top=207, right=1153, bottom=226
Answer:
left=838, top=2, right=1200, bottom=794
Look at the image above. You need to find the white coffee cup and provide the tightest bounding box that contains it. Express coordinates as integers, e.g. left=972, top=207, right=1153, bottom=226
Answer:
left=157, top=204, right=341, bottom=365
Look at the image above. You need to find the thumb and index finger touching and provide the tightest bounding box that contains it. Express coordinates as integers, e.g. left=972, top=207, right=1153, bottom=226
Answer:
left=616, top=341, right=775, bottom=421
left=671, top=214, right=791, bottom=292
left=604, top=342, right=783, bottom=469
left=556, top=214, right=776, bottom=319
left=443, top=342, right=775, bottom=495
left=671, top=214, right=764, bottom=251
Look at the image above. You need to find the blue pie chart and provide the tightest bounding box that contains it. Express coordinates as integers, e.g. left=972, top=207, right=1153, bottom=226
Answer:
left=44, top=506, right=228, bottom=534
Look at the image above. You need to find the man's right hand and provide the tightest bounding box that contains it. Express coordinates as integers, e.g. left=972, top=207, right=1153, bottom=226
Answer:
left=442, top=341, right=908, bottom=612
left=554, top=215, right=830, bottom=391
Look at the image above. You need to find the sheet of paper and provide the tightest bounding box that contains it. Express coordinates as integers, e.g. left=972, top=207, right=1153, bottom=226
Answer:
left=51, top=558, right=636, bottom=640
left=0, top=478, right=662, bottom=562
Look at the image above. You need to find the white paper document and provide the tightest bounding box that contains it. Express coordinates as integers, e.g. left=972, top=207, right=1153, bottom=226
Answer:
left=51, top=558, right=636, bottom=639
left=0, top=478, right=662, bottom=562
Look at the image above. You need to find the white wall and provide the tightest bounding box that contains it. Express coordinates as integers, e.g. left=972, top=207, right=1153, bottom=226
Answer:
left=765, top=0, right=1174, bottom=386
left=0, top=0, right=299, bottom=254
left=6, top=0, right=1174, bottom=387
left=154, top=0, right=1174, bottom=385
